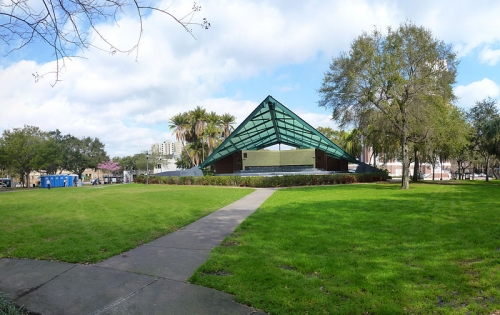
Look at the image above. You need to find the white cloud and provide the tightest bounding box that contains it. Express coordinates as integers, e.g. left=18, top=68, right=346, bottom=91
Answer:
left=479, top=47, right=500, bottom=66
left=296, top=111, right=339, bottom=130
left=2, top=0, right=500, bottom=157
left=455, top=78, right=500, bottom=108
left=386, top=0, right=500, bottom=57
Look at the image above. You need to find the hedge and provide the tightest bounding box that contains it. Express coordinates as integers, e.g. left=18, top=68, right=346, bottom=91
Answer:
left=134, top=172, right=389, bottom=187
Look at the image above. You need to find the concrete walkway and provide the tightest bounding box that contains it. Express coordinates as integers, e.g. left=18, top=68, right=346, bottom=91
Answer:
left=0, top=188, right=276, bottom=315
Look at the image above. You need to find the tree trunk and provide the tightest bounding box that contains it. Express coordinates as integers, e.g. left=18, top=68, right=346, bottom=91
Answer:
left=401, top=133, right=410, bottom=190
left=25, top=171, right=31, bottom=188
left=485, top=156, right=490, bottom=182
left=412, top=150, right=419, bottom=182
left=373, top=152, right=378, bottom=167
left=493, top=164, right=500, bottom=179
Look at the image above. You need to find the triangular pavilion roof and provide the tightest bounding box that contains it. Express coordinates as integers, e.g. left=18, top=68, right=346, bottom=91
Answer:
left=199, top=96, right=358, bottom=168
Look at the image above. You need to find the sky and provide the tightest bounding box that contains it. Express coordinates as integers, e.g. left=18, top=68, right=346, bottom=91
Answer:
left=1, top=0, right=500, bottom=157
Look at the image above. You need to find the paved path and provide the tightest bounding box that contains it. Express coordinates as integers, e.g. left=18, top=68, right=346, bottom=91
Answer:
left=0, top=188, right=276, bottom=315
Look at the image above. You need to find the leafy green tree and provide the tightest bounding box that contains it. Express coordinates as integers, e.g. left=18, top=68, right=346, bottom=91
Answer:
left=485, top=117, right=500, bottom=178
left=41, top=129, right=67, bottom=174
left=339, top=129, right=362, bottom=159
left=176, top=150, right=194, bottom=169
left=61, top=135, right=108, bottom=178
left=426, top=104, right=470, bottom=180
left=114, top=155, right=137, bottom=173
left=363, top=114, right=401, bottom=166
left=0, top=138, right=11, bottom=181
left=468, top=98, right=500, bottom=182
left=316, top=127, right=342, bottom=146
left=316, top=127, right=362, bottom=158
left=318, top=22, right=458, bottom=189
left=0, top=125, right=51, bottom=187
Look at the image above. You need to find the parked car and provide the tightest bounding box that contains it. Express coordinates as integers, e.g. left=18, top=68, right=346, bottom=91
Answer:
left=0, top=178, right=11, bottom=188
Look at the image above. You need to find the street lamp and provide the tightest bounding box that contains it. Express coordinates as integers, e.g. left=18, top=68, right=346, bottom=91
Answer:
left=146, top=151, right=149, bottom=186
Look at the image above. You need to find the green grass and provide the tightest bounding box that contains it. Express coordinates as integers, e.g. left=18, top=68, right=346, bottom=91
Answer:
left=0, top=293, right=29, bottom=315
left=190, top=182, right=500, bottom=315
left=0, top=184, right=253, bottom=263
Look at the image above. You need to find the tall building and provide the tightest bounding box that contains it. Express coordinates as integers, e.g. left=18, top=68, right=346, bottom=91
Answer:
left=173, top=141, right=183, bottom=157
left=150, top=140, right=184, bottom=173
left=152, top=141, right=177, bottom=156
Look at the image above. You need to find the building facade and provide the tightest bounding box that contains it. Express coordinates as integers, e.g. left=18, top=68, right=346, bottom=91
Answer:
left=151, top=140, right=184, bottom=174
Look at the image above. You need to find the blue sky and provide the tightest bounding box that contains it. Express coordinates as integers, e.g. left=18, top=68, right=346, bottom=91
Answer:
left=1, top=0, right=500, bottom=157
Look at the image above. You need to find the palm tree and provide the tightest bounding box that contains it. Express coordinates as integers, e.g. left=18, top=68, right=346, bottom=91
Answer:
left=170, top=107, right=235, bottom=166
left=339, top=129, right=362, bottom=159
left=187, top=140, right=202, bottom=166
left=189, top=106, right=208, bottom=161
left=206, top=111, right=221, bottom=125
left=204, top=122, right=221, bottom=155
left=220, top=113, right=236, bottom=138
left=169, top=112, right=194, bottom=165
left=169, top=113, right=189, bottom=144
left=204, top=112, right=222, bottom=156
left=189, top=106, right=207, bottom=139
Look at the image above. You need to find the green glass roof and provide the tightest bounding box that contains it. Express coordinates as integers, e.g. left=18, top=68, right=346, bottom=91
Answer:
left=199, top=96, right=358, bottom=168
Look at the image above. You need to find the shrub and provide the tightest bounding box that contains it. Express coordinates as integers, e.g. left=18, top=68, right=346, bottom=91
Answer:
left=143, top=172, right=388, bottom=188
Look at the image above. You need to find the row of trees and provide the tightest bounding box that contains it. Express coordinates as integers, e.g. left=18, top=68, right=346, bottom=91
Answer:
left=459, top=98, right=500, bottom=180
left=318, top=97, right=500, bottom=182
left=169, top=107, right=237, bottom=168
left=0, top=125, right=107, bottom=187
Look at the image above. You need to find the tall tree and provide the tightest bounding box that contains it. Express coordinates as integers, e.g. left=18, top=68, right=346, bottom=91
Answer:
left=169, top=108, right=237, bottom=167
left=468, top=98, right=500, bottom=182
left=205, top=111, right=222, bottom=156
left=485, top=117, right=500, bottom=178
left=363, top=114, right=401, bottom=166
left=0, top=125, right=50, bottom=187
left=169, top=112, right=195, bottom=165
left=44, top=129, right=66, bottom=174
left=319, top=22, right=458, bottom=189
left=221, top=113, right=237, bottom=138
left=425, top=104, right=470, bottom=180
left=339, top=129, right=362, bottom=159
left=316, top=127, right=342, bottom=146
left=0, top=141, right=8, bottom=179
left=62, top=135, right=108, bottom=178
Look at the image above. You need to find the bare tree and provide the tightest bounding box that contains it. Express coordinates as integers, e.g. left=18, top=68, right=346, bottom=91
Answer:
left=1, top=0, right=210, bottom=85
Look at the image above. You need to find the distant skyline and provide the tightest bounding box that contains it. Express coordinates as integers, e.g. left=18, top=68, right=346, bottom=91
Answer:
left=1, top=0, right=499, bottom=157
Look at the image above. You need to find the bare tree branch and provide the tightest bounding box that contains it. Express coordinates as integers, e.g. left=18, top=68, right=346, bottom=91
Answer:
left=0, top=0, right=210, bottom=86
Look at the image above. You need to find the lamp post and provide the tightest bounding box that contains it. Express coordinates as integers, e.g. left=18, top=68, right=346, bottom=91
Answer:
left=146, top=151, right=149, bottom=186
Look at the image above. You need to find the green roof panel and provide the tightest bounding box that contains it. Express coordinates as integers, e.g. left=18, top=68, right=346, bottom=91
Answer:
left=199, top=96, right=358, bottom=168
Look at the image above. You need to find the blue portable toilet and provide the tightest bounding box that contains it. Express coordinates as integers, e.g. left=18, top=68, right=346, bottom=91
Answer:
left=40, top=175, right=54, bottom=188
left=40, top=175, right=77, bottom=188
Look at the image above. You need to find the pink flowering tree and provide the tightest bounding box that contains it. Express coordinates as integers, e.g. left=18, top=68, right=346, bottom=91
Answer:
left=98, top=161, right=121, bottom=183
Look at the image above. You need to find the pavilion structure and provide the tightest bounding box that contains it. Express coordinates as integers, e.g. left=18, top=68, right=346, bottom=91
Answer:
left=199, top=96, right=377, bottom=176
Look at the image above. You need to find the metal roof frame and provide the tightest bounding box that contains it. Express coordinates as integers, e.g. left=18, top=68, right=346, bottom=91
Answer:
left=199, top=95, right=358, bottom=168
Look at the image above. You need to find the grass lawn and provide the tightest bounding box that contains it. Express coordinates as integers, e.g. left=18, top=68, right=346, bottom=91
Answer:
left=190, top=182, right=500, bottom=315
left=0, top=184, right=253, bottom=263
